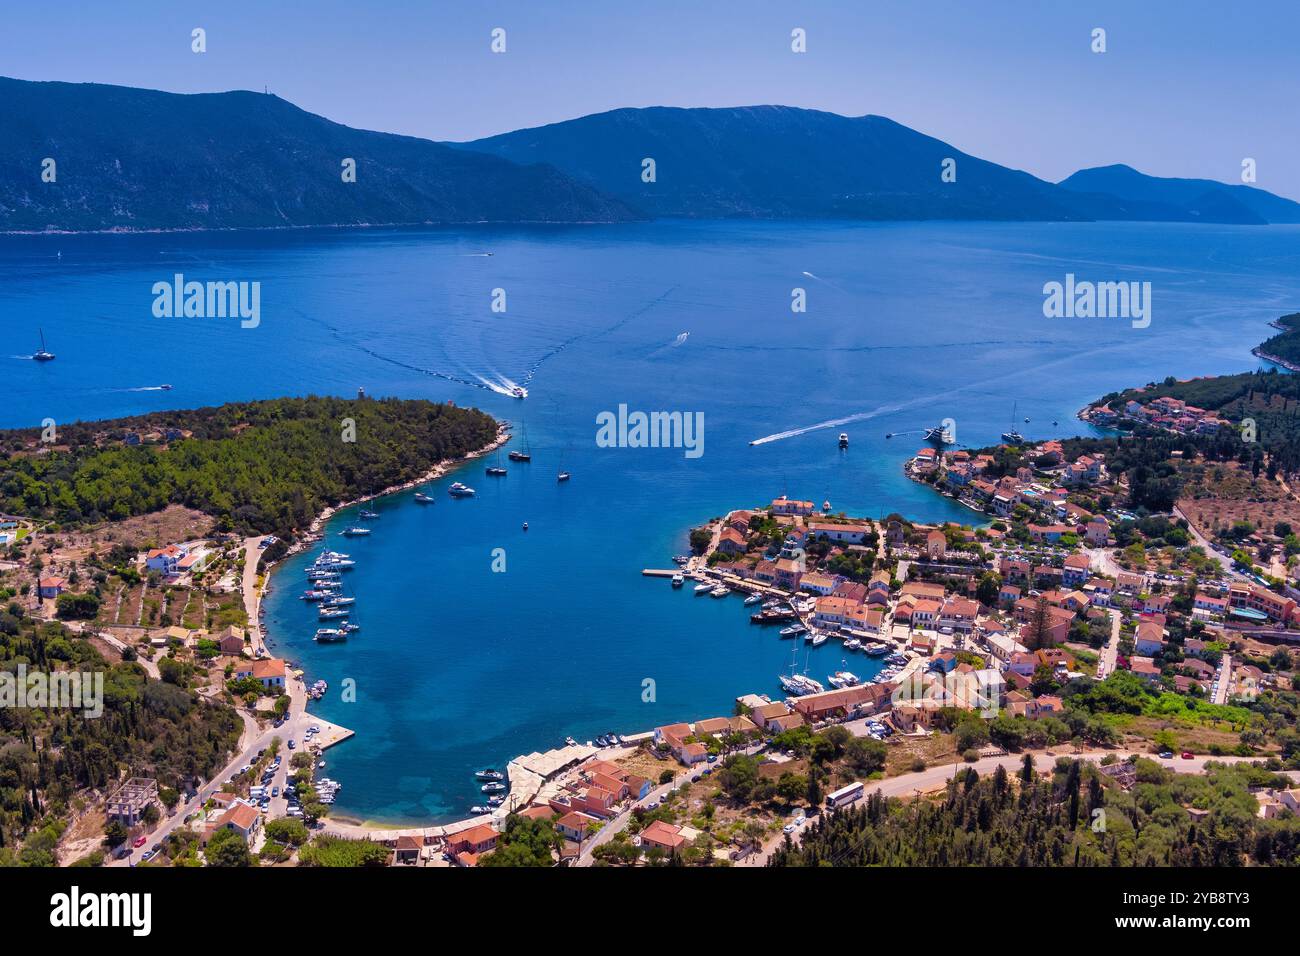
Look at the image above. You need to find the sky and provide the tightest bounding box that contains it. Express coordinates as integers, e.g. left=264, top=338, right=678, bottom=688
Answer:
left=4, top=0, right=1299, bottom=198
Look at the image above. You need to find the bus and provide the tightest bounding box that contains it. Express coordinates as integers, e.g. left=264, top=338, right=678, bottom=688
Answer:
left=827, top=781, right=864, bottom=809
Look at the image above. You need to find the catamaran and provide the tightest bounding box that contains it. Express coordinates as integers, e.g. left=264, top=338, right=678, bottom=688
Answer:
left=31, top=328, right=55, bottom=362
left=1001, top=401, right=1026, bottom=444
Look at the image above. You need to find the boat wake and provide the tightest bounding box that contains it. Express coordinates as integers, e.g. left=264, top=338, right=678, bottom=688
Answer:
left=475, top=373, right=528, bottom=399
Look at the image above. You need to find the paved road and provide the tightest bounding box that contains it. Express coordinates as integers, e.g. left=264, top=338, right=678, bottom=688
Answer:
left=1173, top=505, right=1245, bottom=580
left=1212, top=654, right=1232, bottom=705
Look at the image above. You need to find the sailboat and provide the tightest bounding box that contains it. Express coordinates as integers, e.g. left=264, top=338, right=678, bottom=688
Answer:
left=32, top=329, right=55, bottom=362
left=508, top=425, right=532, bottom=462
left=1001, top=401, right=1025, bottom=444
left=486, top=451, right=507, bottom=476
left=557, top=443, right=571, bottom=482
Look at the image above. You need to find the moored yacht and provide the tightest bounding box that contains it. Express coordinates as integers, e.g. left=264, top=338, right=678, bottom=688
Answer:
left=314, top=628, right=348, bottom=642
left=709, top=585, right=730, bottom=598
left=340, top=526, right=371, bottom=536
left=448, top=481, right=476, bottom=497
left=694, top=582, right=713, bottom=595
left=475, top=769, right=504, bottom=781
left=414, top=491, right=435, bottom=504
left=743, top=593, right=763, bottom=606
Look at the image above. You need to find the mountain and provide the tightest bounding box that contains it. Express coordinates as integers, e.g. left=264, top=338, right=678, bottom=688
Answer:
left=455, top=105, right=1110, bottom=222
left=0, top=77, right=638, bottom=232
left=1058, top=164, right=1300, bottom=224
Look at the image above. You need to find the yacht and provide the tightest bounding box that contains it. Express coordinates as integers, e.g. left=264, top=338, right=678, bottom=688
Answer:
left=475, top=769, right=504, bottom=781
left=779, top=623, right=807, bottom=638
left=811, top=633, right=828, bottom=647
left=511, top=386, right=527, bottom=399
left=414, top=492, right=435, bottom=504
left=828, top=670, right=860, bottom=688
left=672, top=555, right=691, bottom=565
left=159, top=384, right=173, bottom=391
left=314, top=628, right=348, bottom=642
left=507, top=450, right=531, bottom=462
left=843, top=638, right=862, bottom=651
left=864, top=643, right=890, bottom=656
left=469, top=805, right=493, bottom=815
left=924, top=424, right=956, bottom=445
left=359, top=509, right=380, bottom=519
left=340, top=622, right=361, bottom=633
left=486, top=465, right=508, bottom=476
left=448, top=481, right=476, bottom=497
left=31, top=329, right=55, bottom=362
left=671, top=573, right=684, bottom=588
left=743, top=593, right=763, bottom=606
left=323, top=596, right=355, bottom=606
left=318, top=608, right=348, bottom=620
left=480, top=782, right=506, bottom=794
left=301, top=590, right=331, bottom=602
left=1001, top=402, right=1026, bottom=443
left=340, top=526, right=372, bottom=537
left=709, top=585, right=730, bottom=598
left=838, top=432, right=849, bottom=449
left=694, top=582, right=713, bottom=595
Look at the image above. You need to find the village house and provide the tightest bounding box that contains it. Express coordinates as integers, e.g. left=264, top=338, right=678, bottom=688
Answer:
left=1062, top=553, right=1091, bottom=586
left=145, top=544, right=188, bottom=575
left=1134, top=620, right=1166, bottom=657
left=771, top=496, right=816, bottom=517
left=445, top=824, right=501, bottom=866
left=37, top=576, right=67, bottom=600
left=1129, top=656, right=1162, bottom=684
left=639, top=820, right=689, bottom=854
left=234, top=658, right=286, bottom=691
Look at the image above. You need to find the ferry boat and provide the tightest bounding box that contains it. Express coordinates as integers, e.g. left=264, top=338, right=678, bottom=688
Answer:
left=671, top=573, right=684, bottom=588
left=340, top=526, right=372, bottom=536
left=694, top=582, right=713, bottom=595
left=475, top=769, right=504, bottom=781
left=448, top=482, right=476, bottom=498
left=480, top=782, right=507, bottom=794
left=359, top=509, right=380, bottom=519
left=838, top=432, right=849, bottom=449
left=709, top=585, right=730, bottom=598
left=314, top=628, right=348, bottom=642
left=414, top=492, right=435, bottom=504
left=924, top=423, right=956, bottom=445
left=31, top=329, right=55, bottom=362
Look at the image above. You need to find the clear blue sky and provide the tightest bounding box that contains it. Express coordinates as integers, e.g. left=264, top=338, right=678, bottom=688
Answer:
left=4, top=0, right=1298, bottom=198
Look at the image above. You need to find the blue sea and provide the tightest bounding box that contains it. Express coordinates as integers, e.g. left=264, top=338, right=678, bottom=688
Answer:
left=4, top=220, right=1298, bottom=824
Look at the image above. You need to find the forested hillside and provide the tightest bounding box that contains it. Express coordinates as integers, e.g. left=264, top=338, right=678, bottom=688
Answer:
left=0, top=397, right=498, bottom=536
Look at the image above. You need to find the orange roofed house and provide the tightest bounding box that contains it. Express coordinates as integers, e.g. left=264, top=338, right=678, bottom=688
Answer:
left=445, top=824, right=501, bottom=866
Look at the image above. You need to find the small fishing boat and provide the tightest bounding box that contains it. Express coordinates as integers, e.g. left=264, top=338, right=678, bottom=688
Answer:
left=672, top=554, right=691, bottom=565
left=564, top=736, right=578, bottom=747
left=557, top=471, right=571, bottom=482
left=341, top=622, right=361, bottom=633
left=838, top=432, right=848, bottom=449
left=414, top=492, right=434, bottom=504
left=822, top=500, right=832, bottom=512
left=522, top=521, right=529, bottom=531
left=487, top=795, right=505, bottom=806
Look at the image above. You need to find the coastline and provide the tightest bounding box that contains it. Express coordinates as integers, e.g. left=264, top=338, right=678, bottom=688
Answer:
left=1252, top=347, right=1300, bottom=372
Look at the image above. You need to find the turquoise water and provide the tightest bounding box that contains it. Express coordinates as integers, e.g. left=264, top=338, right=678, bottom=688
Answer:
left=4, top=220, right=1298, bottom=823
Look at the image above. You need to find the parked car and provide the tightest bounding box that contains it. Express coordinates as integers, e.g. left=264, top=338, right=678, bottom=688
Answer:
left=133, top=835, right=147, bottom=849
left=1181, top=751, right=1194, bottom=759
left=1158, top=751, right=1174, bottom=759
left=288, top=740, right=296, bottom=750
